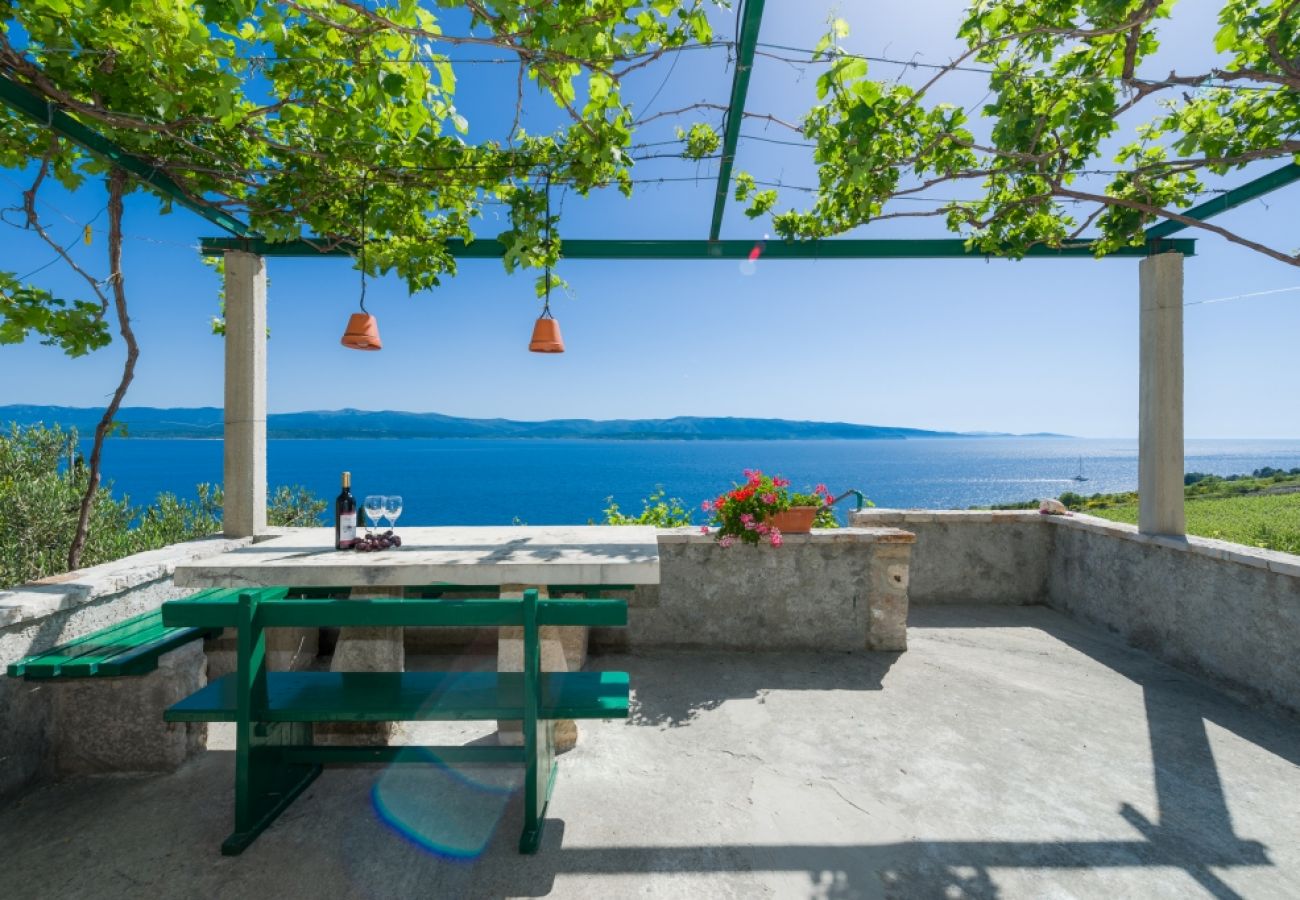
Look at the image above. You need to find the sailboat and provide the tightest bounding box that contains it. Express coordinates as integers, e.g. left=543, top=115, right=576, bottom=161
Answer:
left=1072, top=457, right=1089, bottom=483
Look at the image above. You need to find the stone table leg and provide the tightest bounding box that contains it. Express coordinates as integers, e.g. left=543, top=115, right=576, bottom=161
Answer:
left=205, top=624, right=318, bottom=680
left=316, top=585, right=405, bottom=746
left=497, top=585, right=588, bottom=753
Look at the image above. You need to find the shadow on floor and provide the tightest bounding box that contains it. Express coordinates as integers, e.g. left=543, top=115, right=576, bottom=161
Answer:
left=621, top=649, right=900, bottom=728
left=485, top=823, right=1272, bottom=900
left=905, top=603, right=1293, bottom=900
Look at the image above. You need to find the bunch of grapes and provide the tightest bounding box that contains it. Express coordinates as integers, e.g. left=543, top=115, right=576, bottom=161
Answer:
left=354, top=530, right=402, bottom=552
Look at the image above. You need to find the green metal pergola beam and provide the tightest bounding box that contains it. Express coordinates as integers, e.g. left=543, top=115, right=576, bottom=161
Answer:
left=0, top=74, right=253, bottom=236
left=1145, top=162, right=1300, bottom=240
left=708, top=0, right=766, bottom=241
left=201, top=236, right=1194, bottom=260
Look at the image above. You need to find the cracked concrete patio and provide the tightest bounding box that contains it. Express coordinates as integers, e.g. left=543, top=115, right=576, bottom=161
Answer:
left=1, top=605, right=1297, bottom=899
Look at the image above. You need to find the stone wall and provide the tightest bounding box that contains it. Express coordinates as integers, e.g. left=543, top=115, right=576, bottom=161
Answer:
left=1047, top=515, right=1300, bottom=713
left=594, top=528, right=916, bottom=652
left=0, top=536, right=249, bottom=801
left=852, top=509, right=1300, bottom=715
left=850, top=510, right=1050, bottom=605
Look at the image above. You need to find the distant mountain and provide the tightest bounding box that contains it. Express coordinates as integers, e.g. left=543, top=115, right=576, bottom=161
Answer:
left=0, top=406, right=1069, bottom=441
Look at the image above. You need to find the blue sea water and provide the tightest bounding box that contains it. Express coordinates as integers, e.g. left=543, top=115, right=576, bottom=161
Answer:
left=88, top=437, right=1300, bottom=526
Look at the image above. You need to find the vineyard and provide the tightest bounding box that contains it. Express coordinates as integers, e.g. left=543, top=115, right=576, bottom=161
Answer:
left=1087, top=491, right=1300, bottom=555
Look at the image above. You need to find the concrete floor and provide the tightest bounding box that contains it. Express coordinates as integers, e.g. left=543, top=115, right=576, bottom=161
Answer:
left=2, top=605, right=1298, bottom=899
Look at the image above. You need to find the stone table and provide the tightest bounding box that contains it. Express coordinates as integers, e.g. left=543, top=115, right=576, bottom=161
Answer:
left=172, top=526, right=661, bottom=590
left=173, top=526, right=660, bottom=746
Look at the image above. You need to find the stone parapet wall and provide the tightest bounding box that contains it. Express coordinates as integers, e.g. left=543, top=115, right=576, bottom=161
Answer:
left=594, top=528, right=916, bottom=653
left=850, top=510, right=1049, bottom=605
left=1047, top=515, right=1300, bottom=713
left=851, top=508, right=1300, bottom=715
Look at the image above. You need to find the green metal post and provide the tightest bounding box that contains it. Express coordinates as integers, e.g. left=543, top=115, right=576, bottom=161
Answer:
left=519, top=588, right=556, bottom=854
left=709, top=0, right=767, bottom=240
left=223, top=589, right=319, bottom=856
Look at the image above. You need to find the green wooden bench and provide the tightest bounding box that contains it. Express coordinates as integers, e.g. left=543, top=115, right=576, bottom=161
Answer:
left=161, top=586, right=629, bottom=856
left=6, top=589, right=232, bottom=680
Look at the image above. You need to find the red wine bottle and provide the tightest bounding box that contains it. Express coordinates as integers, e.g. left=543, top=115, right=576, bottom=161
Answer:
left=335, top=471, right=358, bottom=550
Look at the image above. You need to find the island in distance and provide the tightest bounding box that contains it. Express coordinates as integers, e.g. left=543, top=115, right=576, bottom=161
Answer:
left=0, top=406, right=1070, bottom=441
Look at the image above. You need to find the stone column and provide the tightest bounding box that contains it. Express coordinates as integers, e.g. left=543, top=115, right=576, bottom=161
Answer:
left=1138, top=252, right=1186, bottom=537
left=497, top=586, right=584, bottom=753
left=317, top=585, right=405, bottom=745
left=222, top=251, right=267, bottom=538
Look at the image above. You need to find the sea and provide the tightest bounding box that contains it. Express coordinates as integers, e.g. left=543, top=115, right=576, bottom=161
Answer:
left=87, top=437, right=1300, bottom=526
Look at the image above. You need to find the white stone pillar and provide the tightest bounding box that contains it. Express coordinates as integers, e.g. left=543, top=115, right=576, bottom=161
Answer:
left=222, top=251, right=267, bottom=537
left=1138, top=252, right=1185, bottom=537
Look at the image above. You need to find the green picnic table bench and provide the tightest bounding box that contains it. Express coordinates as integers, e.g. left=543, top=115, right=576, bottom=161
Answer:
left=161, top=586, right=630, bottom=856
left=6, top=588, right=233, bottom=680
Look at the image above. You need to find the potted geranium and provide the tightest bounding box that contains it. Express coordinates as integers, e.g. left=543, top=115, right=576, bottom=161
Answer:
left=700, top=469, right=836, bottom=547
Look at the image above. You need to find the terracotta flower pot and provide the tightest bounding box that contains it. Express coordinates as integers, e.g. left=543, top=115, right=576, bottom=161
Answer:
left=766, top=506, right=818, bottom=534
left=528, top=316, right=565, bottom=353
left=341, top=313, right=382, bottom=350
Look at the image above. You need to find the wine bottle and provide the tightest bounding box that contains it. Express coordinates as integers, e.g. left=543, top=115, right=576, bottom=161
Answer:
left=335, top=471, right=358, bottom=550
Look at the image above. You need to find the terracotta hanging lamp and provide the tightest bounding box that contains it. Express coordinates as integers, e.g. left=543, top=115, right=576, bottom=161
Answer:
left=529, top=306, right=564, bottom=353
left=529, top=175, right=564, bottom=353
left=342, top=182, right=382, bottom=350
left=341, top=311, right=381, bottom=350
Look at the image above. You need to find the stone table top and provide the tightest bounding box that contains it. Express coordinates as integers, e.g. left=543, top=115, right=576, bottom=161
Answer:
left=172, top=526, right=661, bottom=589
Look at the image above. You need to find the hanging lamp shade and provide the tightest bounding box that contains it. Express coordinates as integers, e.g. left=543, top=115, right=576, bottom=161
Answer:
left=528, top=315, right=564, bottom=353
left=341, top=312, right=382, bottom=350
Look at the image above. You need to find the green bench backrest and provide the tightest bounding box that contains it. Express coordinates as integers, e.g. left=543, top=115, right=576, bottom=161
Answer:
left=163, top=588, right=628, bottom=629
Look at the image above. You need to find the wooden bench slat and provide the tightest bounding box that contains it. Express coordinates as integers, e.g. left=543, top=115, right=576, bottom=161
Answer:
left=164, top=670, right=631, bottom=724
left=160, top=586, right=289, bottom=628
left=9, top=608, right=165, bottom=677
left=53, top=619, right=186, bottom=674
left=259, top=597, right=521, bottom=628
left=91, top=626, right=216, bottom=676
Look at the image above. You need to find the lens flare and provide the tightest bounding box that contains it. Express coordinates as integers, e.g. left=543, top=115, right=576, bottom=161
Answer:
left=371, top=751, right=517, bottom=860
left=739, top=239, right=766, bottom=276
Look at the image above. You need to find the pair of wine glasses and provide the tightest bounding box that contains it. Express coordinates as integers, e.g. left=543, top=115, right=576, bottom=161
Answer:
left=362, top=494, right=403, bottom=533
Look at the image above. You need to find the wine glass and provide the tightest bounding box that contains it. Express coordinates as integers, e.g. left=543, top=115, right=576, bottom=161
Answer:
left=383, top=495, right=403, bottom=534
left=364, top=495, right=385, bottom=534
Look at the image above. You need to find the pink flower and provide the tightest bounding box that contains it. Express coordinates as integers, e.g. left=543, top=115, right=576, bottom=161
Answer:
left=698, top=525, right=710, bottom=535
left=814, top=483, right=829, bottom=497
left=773, top=476, right=790, bottom=488
left=719, top=535, right=737, bottom=548
left=769, top=528, right=783, bottom=547
left=756, top=522, right=770, bottom=535
left=744, top=520, right=757, bottom=530
left=761, top=492, right=778, bottom=505
left=701, top=499, right=713, bottom=512
left=740, top=513, right=754, bottom=524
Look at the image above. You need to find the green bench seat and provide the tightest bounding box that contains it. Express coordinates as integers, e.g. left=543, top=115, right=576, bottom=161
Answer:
left=166, top=670, right=630, bottom=723
left=7, top=592, right=230, bottom=680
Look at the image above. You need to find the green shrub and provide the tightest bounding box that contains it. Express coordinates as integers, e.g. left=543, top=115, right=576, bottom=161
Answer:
left=602, top=486, right=692, bottom=527
left=0, top=422, right=326, bottom=589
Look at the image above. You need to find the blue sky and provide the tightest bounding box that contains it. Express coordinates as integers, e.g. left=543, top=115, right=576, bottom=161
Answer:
left=1, top=1, right=1297, bottom=438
